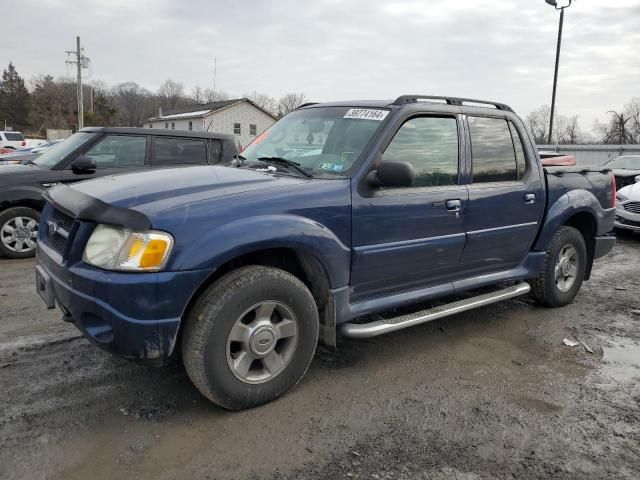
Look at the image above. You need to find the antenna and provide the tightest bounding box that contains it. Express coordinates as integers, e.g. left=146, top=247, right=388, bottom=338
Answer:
left=213, top=58, right=217, bottom=94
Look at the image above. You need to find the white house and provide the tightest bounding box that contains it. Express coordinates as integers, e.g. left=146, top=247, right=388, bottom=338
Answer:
left=143, top=98, right=277, bottom=147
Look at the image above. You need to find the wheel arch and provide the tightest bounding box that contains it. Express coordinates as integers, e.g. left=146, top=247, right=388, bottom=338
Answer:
left=178, top=246, right=337, bottom=350
left=0, top=186, right=46, bottom=213
left=562, top=211, right=597, bottom=280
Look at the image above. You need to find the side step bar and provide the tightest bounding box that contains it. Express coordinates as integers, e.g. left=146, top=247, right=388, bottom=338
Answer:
left=340, top=282, right=531, bottom=339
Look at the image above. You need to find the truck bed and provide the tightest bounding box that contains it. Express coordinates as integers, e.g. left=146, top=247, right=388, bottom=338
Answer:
left=544, top=165, right=615, bottom=212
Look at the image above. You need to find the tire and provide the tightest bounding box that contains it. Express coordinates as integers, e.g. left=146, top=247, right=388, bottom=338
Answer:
left=530, top=226, right=587, bottom=307
left=182, top=266, right=319, bottom=410
left=0, top=207, right=40, bottom=259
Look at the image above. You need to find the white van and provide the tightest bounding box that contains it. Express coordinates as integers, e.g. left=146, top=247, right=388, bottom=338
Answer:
left=0, top=131, right=26, bottom=149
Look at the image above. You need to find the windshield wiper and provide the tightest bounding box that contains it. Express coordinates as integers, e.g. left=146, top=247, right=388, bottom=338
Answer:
left=257, top=157, right=312, bottom=178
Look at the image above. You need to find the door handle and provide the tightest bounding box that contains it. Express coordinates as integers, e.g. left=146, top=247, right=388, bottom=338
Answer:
left=525, top=193, right=536, bottom=204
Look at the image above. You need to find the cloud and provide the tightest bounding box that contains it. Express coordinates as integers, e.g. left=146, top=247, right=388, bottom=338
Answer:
left=1, top=0, right=638, bottom=128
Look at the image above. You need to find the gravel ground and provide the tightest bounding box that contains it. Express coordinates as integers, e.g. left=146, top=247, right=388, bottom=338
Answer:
left=0, top=235, right=639, bottom=480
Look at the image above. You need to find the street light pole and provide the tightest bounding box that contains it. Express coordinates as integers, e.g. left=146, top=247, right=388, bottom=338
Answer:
left=546, top=0, right=572, bottom=145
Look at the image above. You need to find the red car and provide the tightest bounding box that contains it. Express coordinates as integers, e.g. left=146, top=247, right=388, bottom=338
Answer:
left=539, top=150, right=576, bottom=166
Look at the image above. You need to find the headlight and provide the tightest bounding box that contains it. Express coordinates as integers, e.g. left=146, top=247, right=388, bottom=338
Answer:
left=83, top=224, right=174, bottom=271
left=616, top=193, right=628, bottom=203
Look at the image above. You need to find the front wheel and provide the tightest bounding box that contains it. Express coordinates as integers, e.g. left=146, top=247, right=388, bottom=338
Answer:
left=182, top=266, right=319, bottom=410
left=530, top=226, right=587, bottom=307
left=0, top=207, right=40, bottom=259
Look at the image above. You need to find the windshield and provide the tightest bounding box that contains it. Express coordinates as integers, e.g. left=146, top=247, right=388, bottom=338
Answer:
left=33, top=132, right=98, bottom=168
left=606, top=156, right=640, bottom=170
left=240, top=106, right=388, bottom=177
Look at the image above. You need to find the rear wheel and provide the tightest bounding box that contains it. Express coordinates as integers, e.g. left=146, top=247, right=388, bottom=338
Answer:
left=0, top=207, right=40, bottom=259
left=182, top=266, right=319, bottom=410
left=530, top=226, right=586, bottom=307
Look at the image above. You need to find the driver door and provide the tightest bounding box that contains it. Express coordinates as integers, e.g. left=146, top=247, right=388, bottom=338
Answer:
left=60, top=134, right=149, bottom=184
left=350, top=115, right=468, bottom=301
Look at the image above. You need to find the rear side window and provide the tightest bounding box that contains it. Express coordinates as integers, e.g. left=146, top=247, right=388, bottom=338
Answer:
left=210, top=140, right=222, bottom=163
left=84, top=135, right=146, bottom=168
left=468, top=117, right=517, bottom=183
left=153, top=137, right=208, bottom=166
left=4, top=132, right=24, bottom=141
left=508, top=122, right=526, bottom=179
left=382, top=116, right=459, bottom=187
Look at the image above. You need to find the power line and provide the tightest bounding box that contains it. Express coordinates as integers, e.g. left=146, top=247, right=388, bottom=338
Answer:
left=65, top=36, right=90, bottom=129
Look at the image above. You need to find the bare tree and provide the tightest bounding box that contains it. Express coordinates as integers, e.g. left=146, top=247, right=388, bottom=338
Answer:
left=554, top=114, right=581, bottom=144
left=191, top=86, right=205, bottom=104
left=202, top=88, right=230, bottom=102
left=594, top=110, right=635, bottom=144
left=624, top=97, right=640, bottom=143
left=278, top=93, right=309, bottom=116
left=158, top=79, right=185, bottom=110
left=525, top=105, right=551, bottom=144
left=244, top=91, right=278, bottom=116
left=563, top=115, right=581, bottom=144
left=111, top=82, right=151, bottom=126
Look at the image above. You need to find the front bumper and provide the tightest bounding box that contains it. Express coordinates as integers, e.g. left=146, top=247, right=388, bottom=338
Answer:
left=614, top=206, right=640, bottom=232
left=36, top=242, right=211, bottom=366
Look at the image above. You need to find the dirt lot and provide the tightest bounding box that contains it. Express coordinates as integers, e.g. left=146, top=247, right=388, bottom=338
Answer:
left=1, top=235, right=639, bottom=480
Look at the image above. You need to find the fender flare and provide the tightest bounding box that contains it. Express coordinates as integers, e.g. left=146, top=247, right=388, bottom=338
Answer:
left=170, top=213, right=351, bottom=289
left=534, top=189, right=604, bottom=252
left=0, top=185, right=46, bottom=210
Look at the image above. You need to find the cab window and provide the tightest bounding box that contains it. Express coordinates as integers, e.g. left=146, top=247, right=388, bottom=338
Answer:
left=83, top=135, right=147, bottom=168
left=381, top=116, right=459, bottom=187
left=468, top=117, right=517, bottom=183
left=152, top=137, right=208, bottom=166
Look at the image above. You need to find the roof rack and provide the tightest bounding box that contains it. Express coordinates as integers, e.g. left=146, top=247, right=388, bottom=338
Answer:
left=391, top=95, right=513, bottom=112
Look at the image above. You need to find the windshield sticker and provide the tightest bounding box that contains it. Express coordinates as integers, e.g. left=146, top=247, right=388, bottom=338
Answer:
left=343, top=109, right=389, bottom=121
left=318, top=162, right=344, bottom=172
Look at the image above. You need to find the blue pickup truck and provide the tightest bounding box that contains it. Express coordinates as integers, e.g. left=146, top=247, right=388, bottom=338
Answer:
left=35, top=96, right=616, bottom=410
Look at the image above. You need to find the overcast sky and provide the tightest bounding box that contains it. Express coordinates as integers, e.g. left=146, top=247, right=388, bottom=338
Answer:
left=4, top=0, right=640, bottom=129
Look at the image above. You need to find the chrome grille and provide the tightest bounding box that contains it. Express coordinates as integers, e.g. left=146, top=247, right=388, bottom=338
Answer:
left=623, top=202, right=640, bottom=214
left=46, top=208, right=75, bottom=255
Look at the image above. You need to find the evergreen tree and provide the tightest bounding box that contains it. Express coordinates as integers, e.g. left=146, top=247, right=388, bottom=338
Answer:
left=0, top=62, right=30, bottom=130
left=29, top=74, right=67, bottom=132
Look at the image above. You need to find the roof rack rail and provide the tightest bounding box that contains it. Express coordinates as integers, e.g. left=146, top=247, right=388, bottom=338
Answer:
left=391, top=95, right=513, bottom=112
left=297, top=102, right=319, bottom=109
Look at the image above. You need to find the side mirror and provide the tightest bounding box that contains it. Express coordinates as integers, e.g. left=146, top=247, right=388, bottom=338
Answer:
left=635, top=175, right=640, bottom=183
left=71, top=156, right=96, bottom=173
left=371, top=160, right=415, bottom=188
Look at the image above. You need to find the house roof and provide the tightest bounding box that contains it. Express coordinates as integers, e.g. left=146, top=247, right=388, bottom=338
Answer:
left=144, top=98, right=277, bottom=122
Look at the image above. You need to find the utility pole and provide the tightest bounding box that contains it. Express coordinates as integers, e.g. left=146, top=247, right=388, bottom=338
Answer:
left=65, top=36, right=89, bottom=130
left=545, top=0, right=572, bottom=145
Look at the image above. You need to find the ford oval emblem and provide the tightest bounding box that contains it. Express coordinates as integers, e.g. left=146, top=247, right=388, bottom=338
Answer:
left=47, top=220, right=58, bottom=236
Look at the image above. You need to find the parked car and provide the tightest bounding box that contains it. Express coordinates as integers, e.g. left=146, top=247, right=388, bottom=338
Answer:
left=605, top=155, right=640, bottom=190
left=0, top=131, right=26, bottom=149
left=0, top=140, right=66, bottom=166
left=35, top=95, right=616, bottom=410
left=539, top=150, right=576, bottom=166
left=614, top=175, right=640, bottom=232
left=0, top=127, right=237, bottom=258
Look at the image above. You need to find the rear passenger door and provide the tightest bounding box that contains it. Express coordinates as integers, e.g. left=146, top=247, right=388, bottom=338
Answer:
left=150, top=137, right=210, bottom=167
left=459, top=115, right=544, bottom=275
